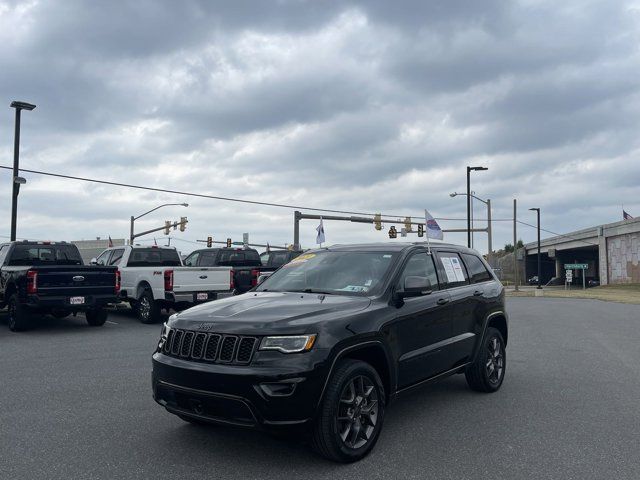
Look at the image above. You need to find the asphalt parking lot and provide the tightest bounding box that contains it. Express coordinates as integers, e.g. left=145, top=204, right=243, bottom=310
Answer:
left=1, top=297, right=639, bottom=480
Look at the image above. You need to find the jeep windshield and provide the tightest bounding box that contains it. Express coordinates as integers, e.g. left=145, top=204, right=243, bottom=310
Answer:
left=256, top=250, right=397, bottom=296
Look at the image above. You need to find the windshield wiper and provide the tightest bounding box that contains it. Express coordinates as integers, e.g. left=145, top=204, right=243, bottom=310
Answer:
left=299, top=288, right=334, bottom=295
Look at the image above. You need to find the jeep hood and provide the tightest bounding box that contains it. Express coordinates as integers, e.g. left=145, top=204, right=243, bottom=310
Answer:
left=169, top=291, right=371, bottom=335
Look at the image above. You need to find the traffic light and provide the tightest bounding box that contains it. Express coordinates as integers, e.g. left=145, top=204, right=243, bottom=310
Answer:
left=388, top=226, right=397, bottom=239
left=226, top=238, right=232, bottom=248
left=207, top=236, right=212, bottom=248
left=179, top=217, right=187, bottom=232
left=417, top=223, right=424, bottom=237
left=404, top=217, right=412, bottom=233
left=374, top=213, right=382, bottom=231
left=164, top=220, right=171, bottom=235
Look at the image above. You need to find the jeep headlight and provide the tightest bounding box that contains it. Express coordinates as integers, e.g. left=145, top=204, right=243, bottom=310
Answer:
left=259, top=334, right=317, bottom=353
left=158, top=322, right=170, bottom=351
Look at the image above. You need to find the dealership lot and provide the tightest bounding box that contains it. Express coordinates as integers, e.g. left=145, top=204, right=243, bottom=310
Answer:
left=1, top=297, right=639, bottom=480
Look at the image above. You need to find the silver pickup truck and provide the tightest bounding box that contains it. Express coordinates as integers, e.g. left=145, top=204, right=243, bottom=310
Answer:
left=93, top=245, right=232, bottom=323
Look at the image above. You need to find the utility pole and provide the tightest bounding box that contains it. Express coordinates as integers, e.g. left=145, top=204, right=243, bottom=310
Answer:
left=513, top=199, right=518, bottom=291
left=529, top=207, right=542, bottom=289
left=486, top=198, right=492, bottom=266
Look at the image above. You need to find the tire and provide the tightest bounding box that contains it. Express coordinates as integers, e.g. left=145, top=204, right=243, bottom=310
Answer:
left=311, top=359, right=385, bottom=463
left=136, top=290, right=160, bottom=324
left=85, top=308, right=108, bottom=327
left=7, top=294, right=31, bottom=332
left=465, top=327, right=506, bottom=393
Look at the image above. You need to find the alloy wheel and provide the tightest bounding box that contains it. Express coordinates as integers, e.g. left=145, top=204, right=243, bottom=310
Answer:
left=139, top=297, right=151, bottom=320
left=8, top=300, right=16, bottom=329
left=336, top=375, right=379, bottom=449
left=485, top=336, right=504, bottom=385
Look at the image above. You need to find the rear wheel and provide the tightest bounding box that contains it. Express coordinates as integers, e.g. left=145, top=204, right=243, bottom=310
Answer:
left=85, top=308, right=108, bottom=327
left=311, top=359, right=385, bottom=463
left=465, top=327, right=506, bottom=392
left=136, top=290, right=160, bottom=324
left=7, top=294, right=30, bottom=332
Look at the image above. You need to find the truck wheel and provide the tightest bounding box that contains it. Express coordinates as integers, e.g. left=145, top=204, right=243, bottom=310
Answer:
left=136, top=290, right=160, bottom=324
left=311, top=359, right=385, bottom=463
left=7, top=294, right=30, bottom=332
left=465, top=327, right=506, bottom=393
left=85, top=308, right=108, bottom=327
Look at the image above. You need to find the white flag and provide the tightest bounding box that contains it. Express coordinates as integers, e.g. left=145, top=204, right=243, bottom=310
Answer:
left=425, top=209, right=443, bottom=240
left=316, top=217, right=326, bottom=244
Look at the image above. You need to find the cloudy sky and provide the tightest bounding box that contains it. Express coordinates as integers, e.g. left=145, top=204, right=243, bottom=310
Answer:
left=1, top=0, right=639, bottom=254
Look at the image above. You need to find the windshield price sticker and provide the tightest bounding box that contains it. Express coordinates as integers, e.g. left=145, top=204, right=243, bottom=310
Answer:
left=441, top=257, right=458, bottom=283
left=288, top=253, right=316, bottom=265
left=450, top=257, right=466, bottom=282
left=440, top=256, right=466, bottom=283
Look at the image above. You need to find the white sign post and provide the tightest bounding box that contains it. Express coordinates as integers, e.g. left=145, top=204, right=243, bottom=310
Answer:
left=565, top=269, right=573, bottom=290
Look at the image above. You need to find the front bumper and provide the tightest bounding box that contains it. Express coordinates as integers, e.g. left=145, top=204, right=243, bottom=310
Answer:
left=151, top=348, right=330, bottom=430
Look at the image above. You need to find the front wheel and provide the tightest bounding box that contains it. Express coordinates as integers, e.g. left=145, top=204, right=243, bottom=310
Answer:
left=465, top=327, right=506, bottom=392
left=311, top=359, right=385, bottom=463
left=85, top=308, right=108, bottom=327
left=136, top=290, right=160, bottom=324
left=7, top=294, right=31, bottom=332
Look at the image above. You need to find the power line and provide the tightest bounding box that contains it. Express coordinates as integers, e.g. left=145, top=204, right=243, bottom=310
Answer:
left=1, top=165, right=475, bottom=221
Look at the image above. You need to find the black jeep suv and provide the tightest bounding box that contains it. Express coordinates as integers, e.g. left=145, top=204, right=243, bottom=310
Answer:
left=152, top=243, right=508, bottom=462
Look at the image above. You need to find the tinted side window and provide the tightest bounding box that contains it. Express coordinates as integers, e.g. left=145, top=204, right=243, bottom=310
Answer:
left=183, top=251, right=200, bottom=266
left=127, top=248, right=181, bottom=267
left=397, top=252, right=439, bottom=290
left=269, top=251, right=291, bottom=268
left=435, top=252, right=469, bottom=288
left=96, top=250, right=112, bottom=266
left=0, top=245, right=10, bottom=265
left=108, top=249, right=125, bottom=266
left=462, top=254, right=492, bottom=283
left=198, top=251, right=218, bottom=267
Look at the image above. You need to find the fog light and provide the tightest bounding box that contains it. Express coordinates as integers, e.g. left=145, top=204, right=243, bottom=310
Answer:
left=259, top=378, right=304, bottom=397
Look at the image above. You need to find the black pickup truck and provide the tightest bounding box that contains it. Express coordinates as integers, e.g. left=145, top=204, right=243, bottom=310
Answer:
left=259, top=249, right=303, bottom=268
left=183, top=247, right=279, bottom=294
left=0, top=241, right=120, bottom=331
left=153, top=242, right=508, bottom=462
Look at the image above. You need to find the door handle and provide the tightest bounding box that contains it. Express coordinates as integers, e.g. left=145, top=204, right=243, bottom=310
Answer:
left=473, top=290, right=483, bottom=296
left=436, top=298, right=450, bottom=306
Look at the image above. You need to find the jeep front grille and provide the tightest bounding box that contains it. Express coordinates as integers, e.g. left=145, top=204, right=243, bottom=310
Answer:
left=162, top=328, right=257, bottom=365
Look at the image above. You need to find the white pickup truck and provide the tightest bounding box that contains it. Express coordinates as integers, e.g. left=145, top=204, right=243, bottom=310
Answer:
left=92, top=245, right=232, bottom=323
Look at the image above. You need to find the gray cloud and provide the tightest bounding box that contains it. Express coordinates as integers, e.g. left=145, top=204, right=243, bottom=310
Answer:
left=1, top=0, right=639, bottom=252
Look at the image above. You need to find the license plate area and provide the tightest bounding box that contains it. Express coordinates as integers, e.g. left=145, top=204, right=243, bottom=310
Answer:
left=70, top=296, right=85, bottom=305
left=196, top=293, right=208, bottom=301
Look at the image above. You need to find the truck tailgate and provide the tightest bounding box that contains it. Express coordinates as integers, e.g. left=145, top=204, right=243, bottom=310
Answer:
left=172, top=267, right=232, bottom=293
left=34, top=266, right=117, bottom=297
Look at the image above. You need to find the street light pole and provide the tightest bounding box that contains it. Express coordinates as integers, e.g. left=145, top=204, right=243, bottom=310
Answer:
left=466, top=166, right=488, bottom=248
left=530, top=207, right=541, bottom=289
left=130, top=203, right=188, bottom=243
left=9, top=101, right=36, bottom=241
left=450, top=191, right=491, bottom=260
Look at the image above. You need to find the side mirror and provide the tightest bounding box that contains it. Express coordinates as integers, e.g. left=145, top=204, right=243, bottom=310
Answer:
left=403, top=276, right=432, bottom=297
left=90, top=258, right=98, bottom=265
left=257, top=274, right=271, bottom=285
